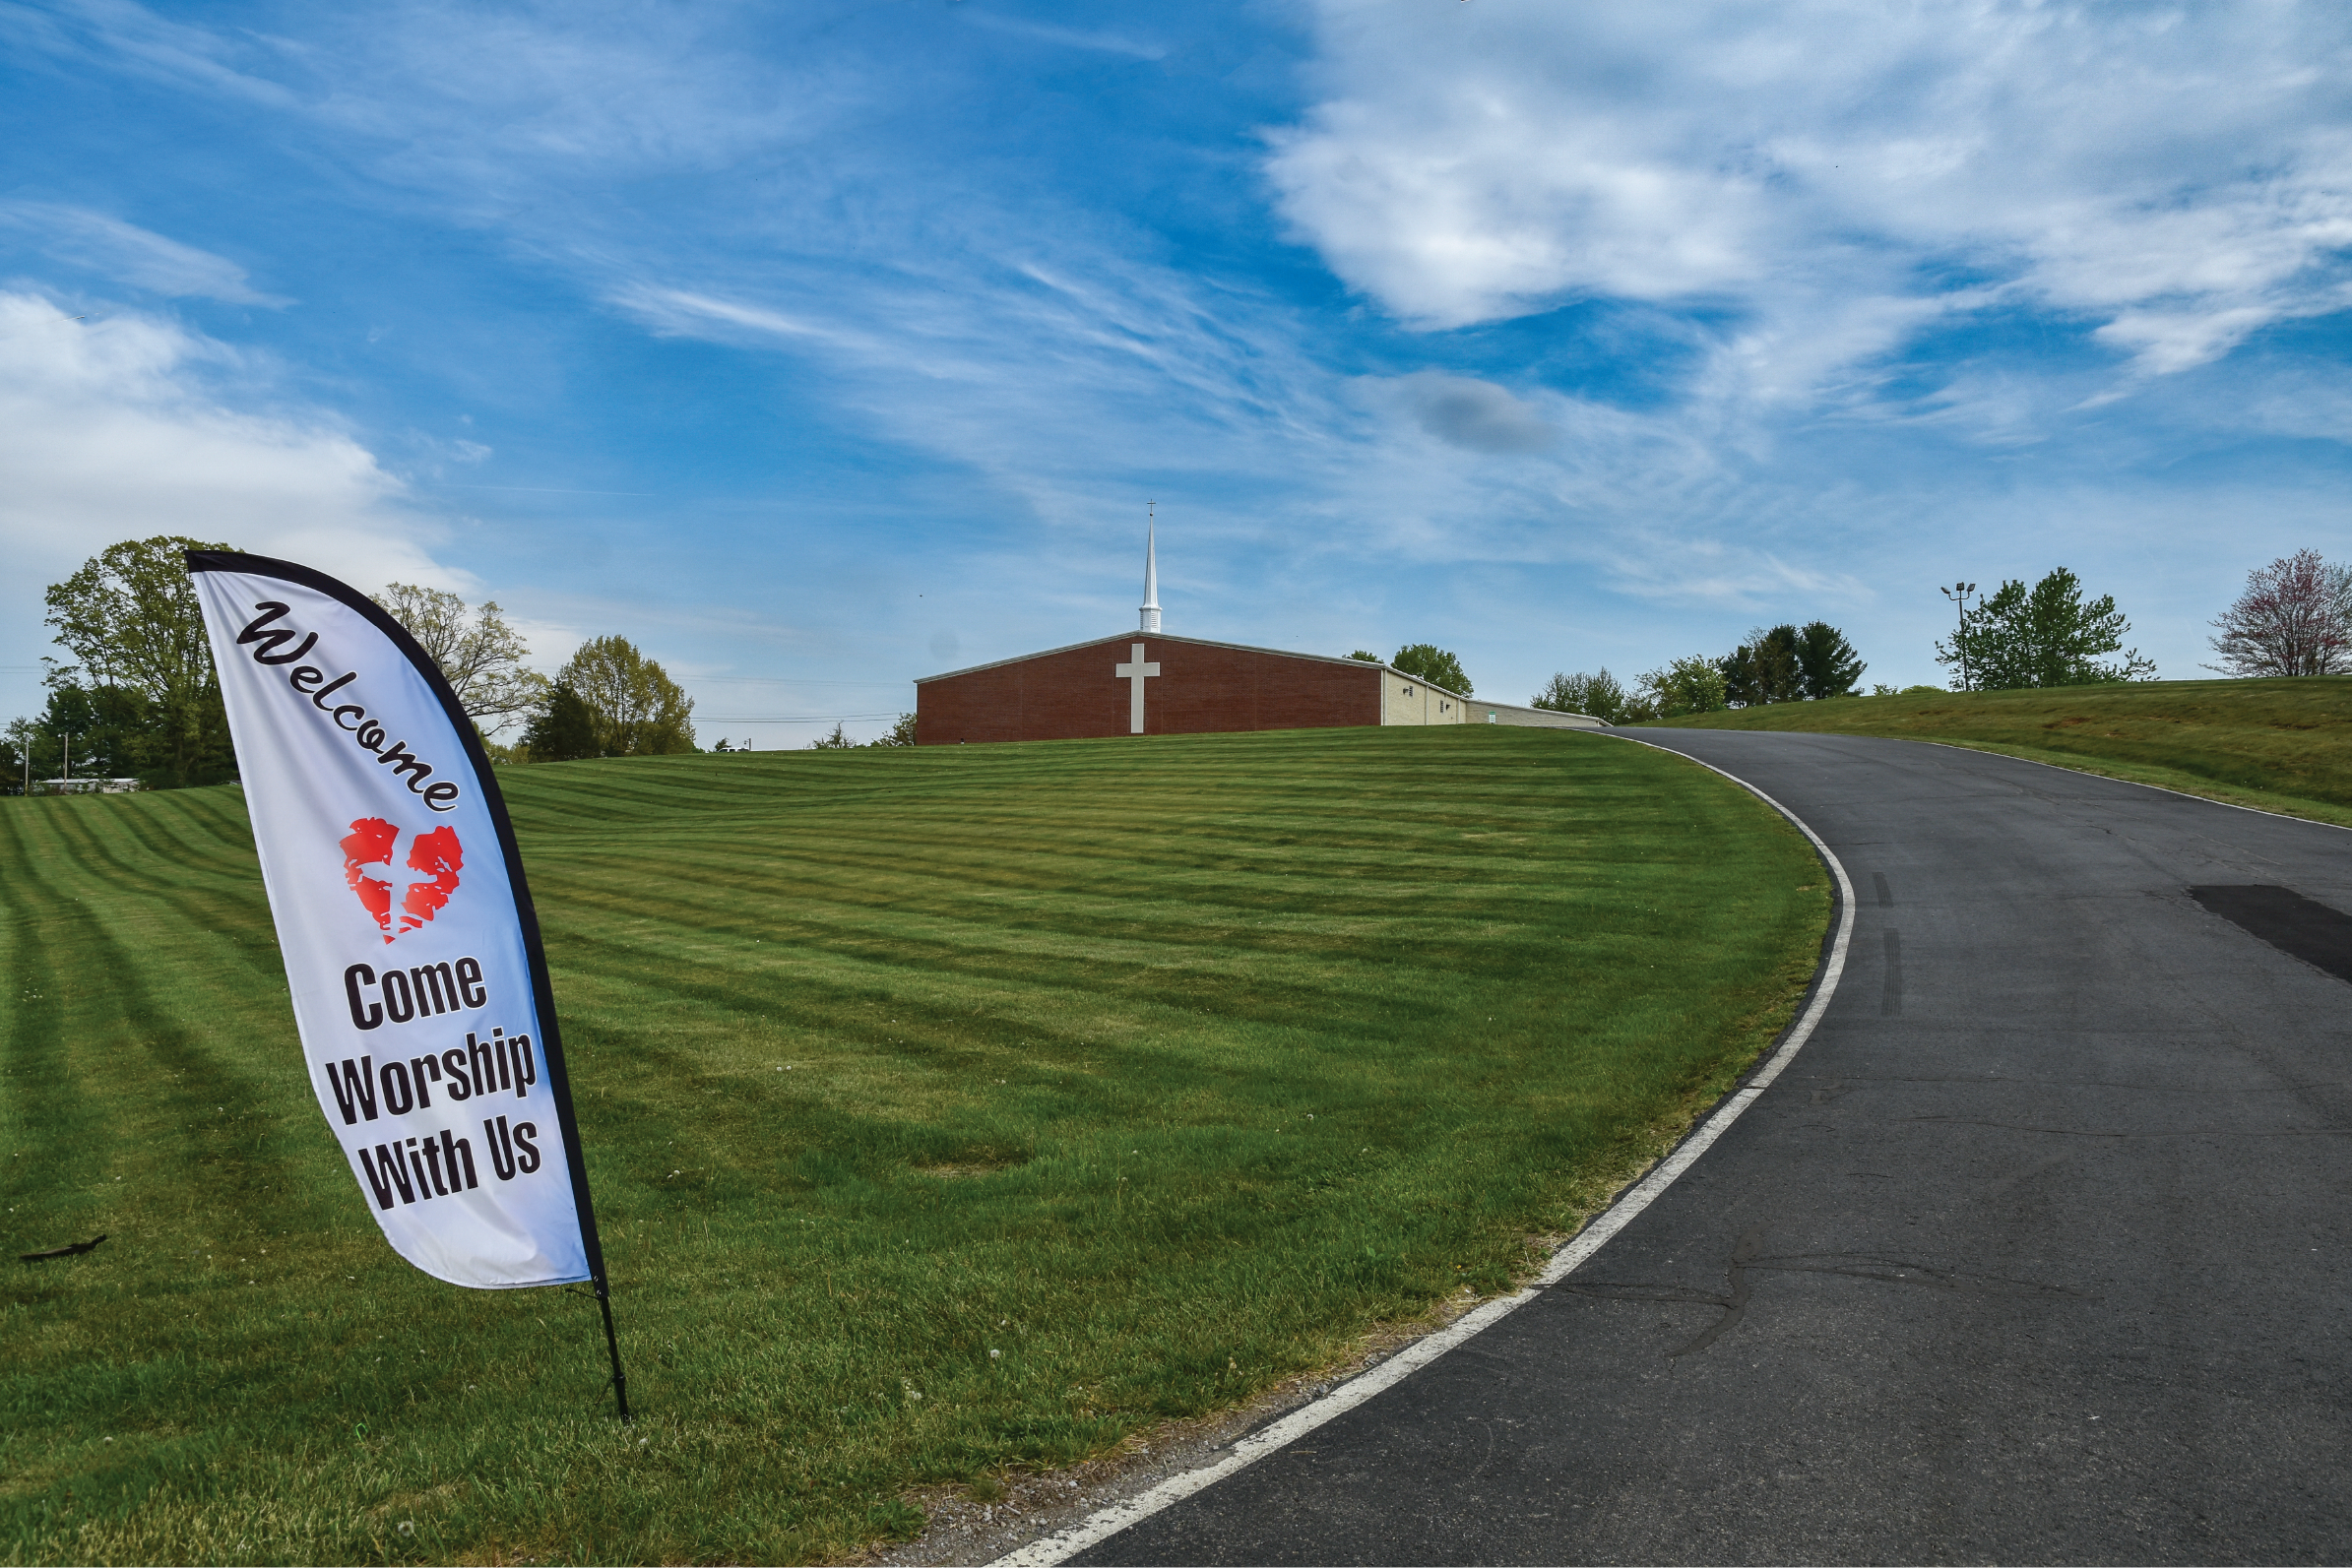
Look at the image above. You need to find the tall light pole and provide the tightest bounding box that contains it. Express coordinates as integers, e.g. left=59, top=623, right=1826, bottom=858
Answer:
left=1939, top=582, right=1978, bottom=690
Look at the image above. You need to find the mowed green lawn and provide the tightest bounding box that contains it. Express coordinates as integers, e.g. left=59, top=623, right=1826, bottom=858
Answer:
left=1647, top=676, right=2352, bottom=827
left=3, top=726, right=1827, bottom=1565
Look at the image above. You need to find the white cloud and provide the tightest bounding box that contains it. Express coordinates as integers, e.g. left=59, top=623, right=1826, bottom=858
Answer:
left=0, top=291, right=458, bottom=607
left=0, top=202, right=288, bottom=304
left=1267, top=3, right=2352, bottom=388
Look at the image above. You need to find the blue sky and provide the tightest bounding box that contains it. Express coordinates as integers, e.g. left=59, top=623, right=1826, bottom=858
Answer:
left=6, top=1, right=2350, bottom=741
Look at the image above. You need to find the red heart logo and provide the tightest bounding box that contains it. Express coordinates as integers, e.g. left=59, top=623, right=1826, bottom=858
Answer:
left=340, top=818, right=464, bottom=943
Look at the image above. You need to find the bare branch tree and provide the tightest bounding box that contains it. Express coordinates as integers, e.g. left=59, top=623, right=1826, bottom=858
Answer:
left=2206, top=550, right=2352, bottom=677
left=373, top=584, right=550, bottom=728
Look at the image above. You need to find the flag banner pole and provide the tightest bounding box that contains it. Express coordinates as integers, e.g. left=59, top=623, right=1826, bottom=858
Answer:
left=184, top=550, right=627, bottom=1418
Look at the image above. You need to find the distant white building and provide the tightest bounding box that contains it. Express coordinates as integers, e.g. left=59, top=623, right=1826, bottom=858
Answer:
left=33, top=778, right=141, bottom=794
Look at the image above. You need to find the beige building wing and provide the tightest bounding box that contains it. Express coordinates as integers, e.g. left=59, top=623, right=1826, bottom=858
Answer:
left=1379, top=672, right=1603, bottom=729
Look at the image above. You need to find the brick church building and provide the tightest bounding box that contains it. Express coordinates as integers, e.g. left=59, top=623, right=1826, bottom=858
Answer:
left=915, top=532, right=1600, bottom=745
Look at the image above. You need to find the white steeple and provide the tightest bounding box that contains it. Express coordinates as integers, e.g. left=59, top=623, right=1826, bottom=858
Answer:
left=1139, top=509, right=1162, bottom=634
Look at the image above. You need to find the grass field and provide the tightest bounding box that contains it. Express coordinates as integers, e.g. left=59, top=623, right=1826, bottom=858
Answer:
left=1645, top=676, right=2352, bottom=828
left=3, top=726, right=1827, bottom=1565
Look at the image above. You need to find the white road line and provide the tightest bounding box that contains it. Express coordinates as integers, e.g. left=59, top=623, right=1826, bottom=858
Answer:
left=986, top=738, right=1857, bottom=1568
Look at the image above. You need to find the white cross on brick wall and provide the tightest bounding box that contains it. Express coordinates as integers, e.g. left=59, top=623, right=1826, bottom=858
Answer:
left=1113, top=643, right=1160, bottom=734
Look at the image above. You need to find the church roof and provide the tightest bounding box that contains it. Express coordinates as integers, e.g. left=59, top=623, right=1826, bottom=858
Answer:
left=914, top=631, right=1464, bottom=695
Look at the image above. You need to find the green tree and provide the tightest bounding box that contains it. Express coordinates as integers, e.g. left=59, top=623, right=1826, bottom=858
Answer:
left=1346, top=650, right=1381, bottom=662
left=521, top=680, right=600, bottom=762
left=1937, top=568, right=2155, bottom=688
left=557, top=638, right=697, bottom=754
left=43, top=535, right=236, bottom=787
left=867, top=713, right=919, bottom=747
left=1720, top=626, right=1804, bottom=707
left=32, top=677, right=154, bottom=781
left=1640, top=656, right=1730, bottom=718
left=1391, top=643, right=1472, bottom=695
left=1718, top=645, right=1759, bottom=707
left=373, top=584, right=549, bottom=731
left=1534, top=669, right=1635, bottom=722
left=1532, top=670, right=1588, bottom=714
left=1755, top=626, right=1804, bottom=702
left=807, top=722, right=857, bottom=750
left=1795, top=622, right=1866, bottom=700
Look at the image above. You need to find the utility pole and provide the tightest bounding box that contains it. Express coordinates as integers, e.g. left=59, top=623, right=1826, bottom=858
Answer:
left=1939, top=582, right=1978, bottom=690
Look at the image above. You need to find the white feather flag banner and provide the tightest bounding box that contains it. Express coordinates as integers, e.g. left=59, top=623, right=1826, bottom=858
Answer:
left=187, top=551, right=609, bottom=1294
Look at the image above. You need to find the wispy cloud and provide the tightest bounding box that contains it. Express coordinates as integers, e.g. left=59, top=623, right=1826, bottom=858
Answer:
left=952, top=8, right=1168, bottom=61
left=2, top=0, right=303, bottom=109
left=0, top=202, right=288, bottom=304
left=609, top=284, right=878, bottom=354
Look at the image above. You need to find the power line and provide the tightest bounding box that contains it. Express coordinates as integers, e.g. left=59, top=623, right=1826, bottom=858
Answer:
left=686, top=676, right=910, bottom=686
left=698, top=712, right=903, bottom=723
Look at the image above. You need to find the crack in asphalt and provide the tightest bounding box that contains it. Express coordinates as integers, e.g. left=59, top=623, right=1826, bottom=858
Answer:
left=1559, top=1226, right=2093, bottom=1359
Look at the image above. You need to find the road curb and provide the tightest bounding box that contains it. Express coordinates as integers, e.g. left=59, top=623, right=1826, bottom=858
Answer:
left=984, top=733, right=1856, bottom=1568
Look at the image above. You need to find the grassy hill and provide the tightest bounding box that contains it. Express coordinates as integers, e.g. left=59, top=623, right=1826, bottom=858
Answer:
left=1645, top=676, right=2352, bottom=828
left=3, top=726, right=1827, bottom=1564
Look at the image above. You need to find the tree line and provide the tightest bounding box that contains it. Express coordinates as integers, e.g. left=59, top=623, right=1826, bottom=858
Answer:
left=9, top=536, right=238, bottom=790
left=1531, top=621, right=1867, bottom=724
left=5, top=536, right=705, bottom=793
left=1525, top=565, right=2184, bottom=724
left=796, top=714, right=919, bottom=750
left=1929, top=553, right=2352, bottom=686
left=1382, top=554, right=2347, bottom=725
left=9, top=539, right=2340, bottom=790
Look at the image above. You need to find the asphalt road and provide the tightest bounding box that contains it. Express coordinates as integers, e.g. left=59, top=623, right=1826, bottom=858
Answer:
left=1073, top=731, right=2352, bottom=1565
